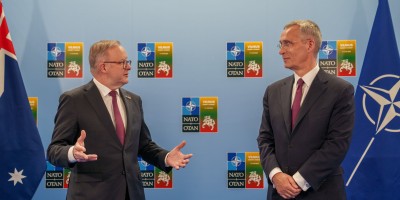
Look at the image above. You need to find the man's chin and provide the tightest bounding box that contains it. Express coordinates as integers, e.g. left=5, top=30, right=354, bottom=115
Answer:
left=121, top=79, right=129, bottom=85
left=284, top=65, right=292, bottom=69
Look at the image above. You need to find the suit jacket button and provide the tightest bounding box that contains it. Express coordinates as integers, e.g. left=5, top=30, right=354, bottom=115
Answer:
left=122, top=171, right=126, bottom=175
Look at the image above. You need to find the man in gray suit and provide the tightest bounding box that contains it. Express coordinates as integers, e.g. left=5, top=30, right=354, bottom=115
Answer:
left=47, top=40, right=192, bottom=200
left=257, top=20, right=355, bottom=200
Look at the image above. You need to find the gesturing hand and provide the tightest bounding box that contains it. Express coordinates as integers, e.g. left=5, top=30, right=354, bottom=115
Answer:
left=166, top=141, right=193, bottom=170
left=73, top=130, right=98, bottom=162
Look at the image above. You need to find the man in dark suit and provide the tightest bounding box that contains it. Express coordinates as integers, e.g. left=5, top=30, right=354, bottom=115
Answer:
left=257, top=20, right=355, bottom=200
left=47, top=40, right=192, bottom=200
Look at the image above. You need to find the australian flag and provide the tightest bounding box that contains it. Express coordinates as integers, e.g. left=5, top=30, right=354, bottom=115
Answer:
left=0, top=2, right=46, bottom=199
left=342, top=0, right=400, bottom=199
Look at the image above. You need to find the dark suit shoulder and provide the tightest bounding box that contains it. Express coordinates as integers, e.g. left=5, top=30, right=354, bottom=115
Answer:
left=62, top=81, right=95, bottom=97
left=318, top=70, right=354, bottom=89
left=267, top=75, right=293, bottom=90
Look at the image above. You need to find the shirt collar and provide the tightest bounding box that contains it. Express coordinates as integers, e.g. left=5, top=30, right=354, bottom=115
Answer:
left=92, top=78, right=119, bottom=97
left=294, top=64, right=320, bottom=87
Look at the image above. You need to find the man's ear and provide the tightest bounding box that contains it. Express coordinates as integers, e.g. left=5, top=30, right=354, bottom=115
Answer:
left=99, top=63, right=107, bottom=72
left=306, top=39, right=316, bottom=53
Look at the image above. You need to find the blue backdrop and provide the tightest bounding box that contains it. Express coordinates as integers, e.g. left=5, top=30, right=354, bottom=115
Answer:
left=3, top=0, right=400, bottom=199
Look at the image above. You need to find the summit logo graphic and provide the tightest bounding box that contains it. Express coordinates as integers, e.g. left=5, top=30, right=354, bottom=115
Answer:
left=47, top=42, right=83, bottom=78
left=318, top=40, right=356, bottom=77
left=182, top=97, right=218, bottom=133
left=227, top=42, right=262, bottom=78
left=227, top=152, right=264, bottom=189
left=137, top=42, right=173, bottom=78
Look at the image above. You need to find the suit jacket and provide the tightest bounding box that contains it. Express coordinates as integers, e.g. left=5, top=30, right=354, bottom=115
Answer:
left=47, top=81, right=171, bottom=200
left=257, top=70, right=355, bottom=200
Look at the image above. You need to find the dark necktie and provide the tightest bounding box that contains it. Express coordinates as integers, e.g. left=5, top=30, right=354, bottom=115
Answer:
left=292, top=78, right=304, bottom=129
left=109, top=90, right=125, bottom=144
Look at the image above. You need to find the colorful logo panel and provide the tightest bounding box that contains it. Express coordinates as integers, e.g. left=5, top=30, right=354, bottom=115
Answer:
left=47, top=42, right=83, bottom=78
left=337, top=40, right=356, bottom=76
left=199, top=97, right=218, bottom=132
left=182, top=97, right=200, bottom=132
left=245, top=152, right=264, bottom=188
left=319, top=40, right=356, bottom=77
left=182, top=97, right=218, bottom=133
left=319, top=41, right=338, bottom=75
left=65, top=42, right=83, bottom=78
left=244, top=42, right=263, bottom=77
left=227, top=152, right=264, bottom=189
left=28, top=97, right=38, bottom=125
left=227, top=42, right=262, bottom=78
left=139, top=157, right=173, bottom=188
left=227, top=153, right=246, bottom=188
left=137, top=42, right=173, bottom=78
left=45, top=161, right=70, bottom=189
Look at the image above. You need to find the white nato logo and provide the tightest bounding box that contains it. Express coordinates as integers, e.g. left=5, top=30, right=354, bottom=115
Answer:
left=361, top=74, right=400, bottom=134
left=230, top=156, right=242, bottom=167
left=185, top=101, right=196, bottom=112
left=321, top=44, right=333, bottom=56
left=230, top=45, right=241, bottom=57
left=141, top=46, right=151, bottom=57
left=140, top=160, right=150, bottom=167
left=51, top=46, right=62, bottom=58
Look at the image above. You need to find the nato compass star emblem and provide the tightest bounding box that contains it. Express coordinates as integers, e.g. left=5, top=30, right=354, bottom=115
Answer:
left=322, top=44, right=333, bottom=56
left=230, top=46, right=241, bottom=57
left=347, top=74, right=400, bottom=186
left=51, top=46, right=62, bottom=58
left=140, top=160, right=150, bottom=167
left=361, top=74, right=400, bottom=134
left=140, top=46, right=151, bottom=57
left=231, top=156, right=242, bottom=167
left=185, top=101, right=196, bottom=112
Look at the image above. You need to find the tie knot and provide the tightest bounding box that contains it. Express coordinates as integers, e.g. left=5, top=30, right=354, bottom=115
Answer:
left=297, top=78, right=304, bottom=87
left=109, top=90, right=117, bottom=98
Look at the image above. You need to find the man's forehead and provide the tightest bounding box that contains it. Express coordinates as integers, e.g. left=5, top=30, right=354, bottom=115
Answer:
left=105, top=46, right=127, bottom=57
left=280, top=26, right=300, bottom=38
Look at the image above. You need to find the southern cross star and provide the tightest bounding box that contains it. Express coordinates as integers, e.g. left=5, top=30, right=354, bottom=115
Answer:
left=8, top=168, right=27, bottom=186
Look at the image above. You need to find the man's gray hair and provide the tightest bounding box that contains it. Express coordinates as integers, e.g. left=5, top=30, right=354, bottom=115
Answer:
left=284, top=20, right=322, bottom=55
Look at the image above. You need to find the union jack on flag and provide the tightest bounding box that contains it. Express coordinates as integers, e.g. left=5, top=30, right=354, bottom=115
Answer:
left=0, top=1, right=15, bottom=97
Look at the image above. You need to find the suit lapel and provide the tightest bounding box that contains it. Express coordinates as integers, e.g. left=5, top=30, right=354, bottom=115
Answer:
left=119, top=89, right=134, bottom=148
left=83, top=81, right=120, bottom=145
left=293, top=70, right=328, bottom=130
left=280, top=76, right=294, bottom=138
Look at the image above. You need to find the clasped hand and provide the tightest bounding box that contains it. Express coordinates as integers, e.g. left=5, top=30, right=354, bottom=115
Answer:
left=272, top=172, right=301, bottom=199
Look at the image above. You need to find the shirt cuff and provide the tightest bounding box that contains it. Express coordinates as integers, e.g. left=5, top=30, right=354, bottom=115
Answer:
left=68, top=146, right=77, bottom=163
left=164, top=152, right=170, bottom=167
left=293, top=172, right=311, bottom=191
left=269, top=167, right=282, bottom=183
